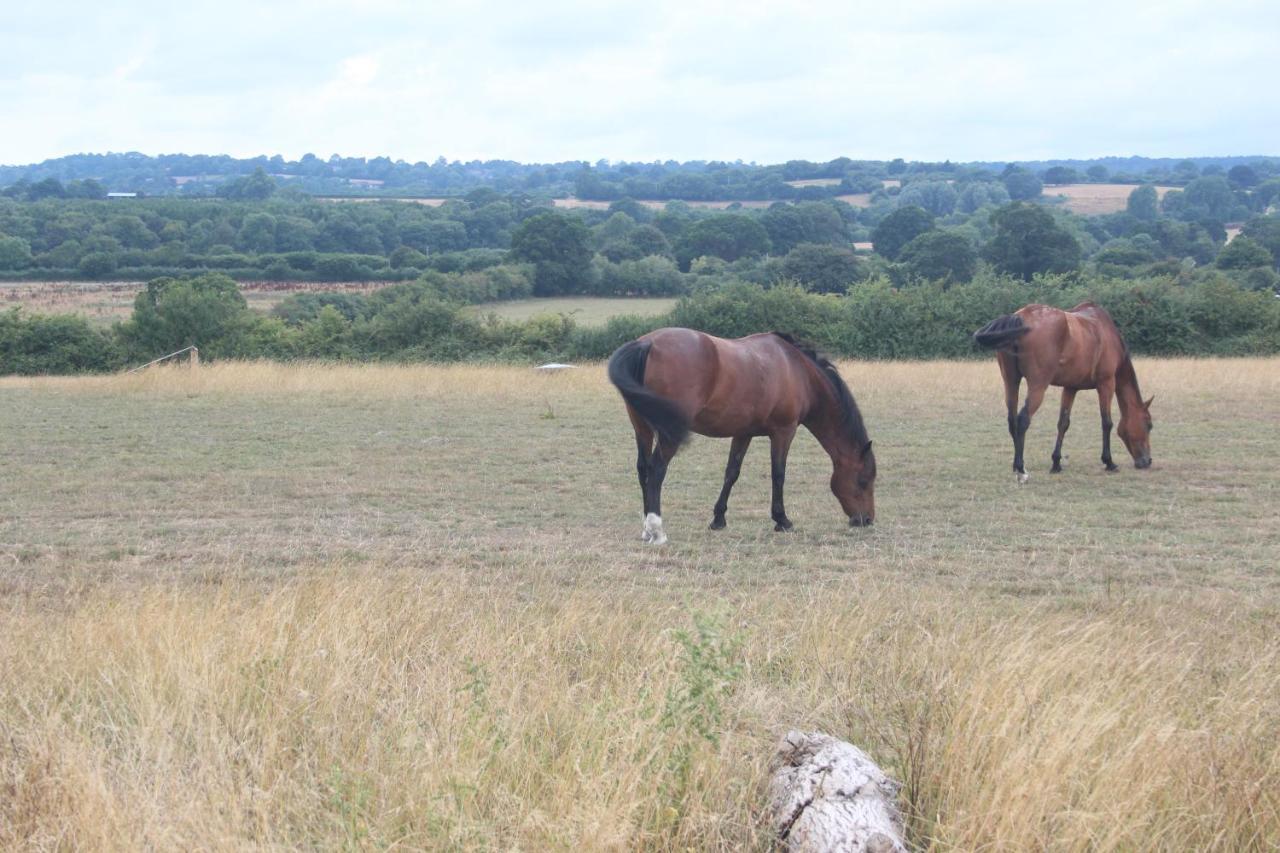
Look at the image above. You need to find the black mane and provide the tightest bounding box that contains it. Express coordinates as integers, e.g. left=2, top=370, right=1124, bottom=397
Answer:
left=773, top=332, right=871, bottom=447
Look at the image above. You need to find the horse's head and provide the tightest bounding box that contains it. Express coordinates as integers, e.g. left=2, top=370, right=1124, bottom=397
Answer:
left=1118, top=396, right=1154, bottom=469
left=831, top=439, right=876, bottom=526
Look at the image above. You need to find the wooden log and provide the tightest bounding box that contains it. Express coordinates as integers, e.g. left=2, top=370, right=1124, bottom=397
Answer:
left=766, top=730, right=907, bottom=853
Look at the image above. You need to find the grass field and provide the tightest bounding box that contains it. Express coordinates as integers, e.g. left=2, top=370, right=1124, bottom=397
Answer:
left=1047, top=183, right=1177, bottom=215
left=471, top=296, right=678, bottom=326
left=1, top=281, right=393, bottom=325
left=1, top=358, right=1277, bottom=849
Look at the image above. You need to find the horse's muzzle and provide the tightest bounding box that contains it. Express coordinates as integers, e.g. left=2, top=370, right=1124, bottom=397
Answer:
left=848, top=513, right=873, bottom=527
left=1135, top=456, right=1152, bottom=469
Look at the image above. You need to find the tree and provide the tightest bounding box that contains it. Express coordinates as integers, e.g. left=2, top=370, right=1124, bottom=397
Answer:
left=778, top=243, right=864, bottom=293
left=220, top=167, right=276, bottom=200
left=1241, top=216, right=1280, bottom=267
left=956, top=182, right=1010, bottom=213
left=870, top=206, right=934, bottom=261
left=1041, top=166, right=1080, bottom=185
left=0, top=236, right=32, bottom=271
left=983, top=203, right=1082, bottom=281
left=895, top=181, right=958, bottom=217
left=898, top=230, right=977, bottom=284
left=1086, top=165, right=1109, bottom=182
left=1227, top=165, right=1259, bottom=188
left=1215, top=236, right=1274, bottom=270
left=509, top=211, right=594, bottom=295
left=1179, top=176, right=1237, bottom=221
left=1001, top=168, right=1043, bottom=201
left=1126, top=185, right=1159, bottom=222
left=121, top=273, right=252, bottom=358
left=672, top=214, right=771, bottom=271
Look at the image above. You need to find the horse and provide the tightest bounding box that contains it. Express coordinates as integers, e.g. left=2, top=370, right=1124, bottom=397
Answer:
left=607, top=328, right=876, bottom=545
left=974, top=302, right=1153, bottom=483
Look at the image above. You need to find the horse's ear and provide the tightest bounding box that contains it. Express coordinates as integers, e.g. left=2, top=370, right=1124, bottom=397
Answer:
left=1144, top=395, right=1154, bottom=410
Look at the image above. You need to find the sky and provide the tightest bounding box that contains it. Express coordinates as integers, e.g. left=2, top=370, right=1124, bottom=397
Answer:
left=3, top=0, right=1278, bottom=167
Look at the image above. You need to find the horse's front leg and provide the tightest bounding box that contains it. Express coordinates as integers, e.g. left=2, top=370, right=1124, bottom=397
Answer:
left=710, top=435, right=752, bottom=530
left=769, top=427, right=797, bottom=531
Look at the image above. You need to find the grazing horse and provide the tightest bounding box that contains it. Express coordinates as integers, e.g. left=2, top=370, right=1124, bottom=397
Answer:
left=974, top=302, right=1153, bottom=483
left=607, top=328, right=876, bottom=545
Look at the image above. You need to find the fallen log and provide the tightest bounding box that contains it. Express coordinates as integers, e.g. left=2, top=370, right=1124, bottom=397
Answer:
left=766, top=730, right=907, bottom=853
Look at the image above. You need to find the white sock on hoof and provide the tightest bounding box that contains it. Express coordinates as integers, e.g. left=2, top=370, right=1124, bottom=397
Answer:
left=643, top=512, right=667, bottom=545
left=1017, top=471, right=1030, bottom=485
left=641, top=516, right=652, bottom=542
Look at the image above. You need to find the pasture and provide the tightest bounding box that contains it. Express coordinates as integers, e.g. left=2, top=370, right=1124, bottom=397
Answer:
left=1, top=358, right=1277, bottom=849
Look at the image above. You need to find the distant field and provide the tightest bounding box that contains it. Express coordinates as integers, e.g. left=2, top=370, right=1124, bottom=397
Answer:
left=1047, top=183, right=1177, bottom=215
left=471, top=296, right=677, bottom=325
left=0, top=281, right=393, bottom=324
left=0, top=358, right=1276, bottom=849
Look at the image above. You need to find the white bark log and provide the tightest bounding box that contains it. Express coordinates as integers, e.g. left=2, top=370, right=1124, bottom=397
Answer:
left=766, top=730, right=907, bottom=853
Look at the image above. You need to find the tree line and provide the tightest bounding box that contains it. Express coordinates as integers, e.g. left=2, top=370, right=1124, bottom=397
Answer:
left=3, top=152, right=1277, bottom=200
left=2, top=171, right=1279, bottom=295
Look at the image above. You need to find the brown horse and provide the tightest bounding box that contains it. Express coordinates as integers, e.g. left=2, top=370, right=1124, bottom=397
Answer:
left=607, top=328, right=876, bottom=545
left=974, top=302, right=1153, bottom=483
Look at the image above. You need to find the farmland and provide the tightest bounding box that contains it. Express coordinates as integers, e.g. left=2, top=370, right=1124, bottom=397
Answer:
left=470, top=296, right=677, bottom=325
left=1, top=357, right=1277, bottom=849
left=1047, top=183, right=1177, bottom=215
left=1, top=280, right=397, bottom=324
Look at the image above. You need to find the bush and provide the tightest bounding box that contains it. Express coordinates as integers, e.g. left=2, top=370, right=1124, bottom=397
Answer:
left=0, top=309, right=122, bottom=374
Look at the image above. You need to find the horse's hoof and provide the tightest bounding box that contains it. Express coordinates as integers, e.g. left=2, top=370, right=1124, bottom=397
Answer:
left=773, top=520, right=794, bottom=532
left=1016, top=471, right=1030, bottom=485
left=1050, top=465, right=1062, bottom=474
left=648, top=532, right=668, bottom=545
left=709, top=517, right=726, bottom=530
left=1105, top=464, right=1119, bottom=473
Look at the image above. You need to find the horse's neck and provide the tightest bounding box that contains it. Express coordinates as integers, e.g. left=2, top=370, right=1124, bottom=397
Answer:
left=804, top=379, right=854, bottom=460
left=1115, top=357, right=1144, bottom=413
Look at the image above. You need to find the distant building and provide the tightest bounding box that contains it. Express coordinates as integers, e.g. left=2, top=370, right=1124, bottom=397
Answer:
left=106, top=192, right=139, bottom=199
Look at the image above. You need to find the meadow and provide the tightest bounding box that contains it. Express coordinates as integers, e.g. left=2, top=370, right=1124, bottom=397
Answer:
left=1, top=358, right=1277, bottom=850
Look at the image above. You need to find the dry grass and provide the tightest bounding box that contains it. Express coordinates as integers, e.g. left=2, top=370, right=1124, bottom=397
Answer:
left=470, top=297, right=678, bottom=326
left=1047, top=184, right=1177, bottom=215
left=2, top=357, right=1278, bottom=849
left=0, top=281, right=393, bottom=324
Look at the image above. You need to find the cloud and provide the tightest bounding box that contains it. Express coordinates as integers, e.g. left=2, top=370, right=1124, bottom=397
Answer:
left=1, top=0, right=1277, bottom=165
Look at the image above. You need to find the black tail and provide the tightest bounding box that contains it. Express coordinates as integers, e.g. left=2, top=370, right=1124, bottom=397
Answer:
left=607, top=340, right=690, bottom=448
left=974, top=314, right=1029, bottom=349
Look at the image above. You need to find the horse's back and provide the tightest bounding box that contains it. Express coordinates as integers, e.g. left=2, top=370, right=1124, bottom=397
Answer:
left=639, top=328, right=810, bottom=437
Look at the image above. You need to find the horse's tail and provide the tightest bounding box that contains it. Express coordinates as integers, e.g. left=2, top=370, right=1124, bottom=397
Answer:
left=973, top=314, right=1030, bottom=350
left=607, top=340, right=690, bottom=448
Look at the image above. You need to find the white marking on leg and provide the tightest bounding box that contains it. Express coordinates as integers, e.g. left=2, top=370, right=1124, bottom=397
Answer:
left=640, top=515, right=652, bottom=542
left=643, top=512, right=668, bottom=545
left=1017, top=471, right=1030, bottom=485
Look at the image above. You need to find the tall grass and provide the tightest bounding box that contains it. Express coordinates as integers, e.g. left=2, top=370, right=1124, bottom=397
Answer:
left=2, top=571, right=1276, bottom=850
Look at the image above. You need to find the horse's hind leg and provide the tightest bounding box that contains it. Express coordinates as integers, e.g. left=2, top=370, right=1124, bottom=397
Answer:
left=1013, top=381, right=1047, bottom=484
left=628, top=411, right=655, bottom=541
left=1051, top=389, right=1077, bottom=473
left=769, top=427, right=797, bottom=531
left=710, top=435, right=752, bottom=530
left=643, top=439, right=679, bottom=545
left=997, top=354, right=1024, bottom=481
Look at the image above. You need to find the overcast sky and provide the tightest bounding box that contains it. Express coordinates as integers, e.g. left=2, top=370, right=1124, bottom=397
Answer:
left=3, top=0, right=1277, bottom=166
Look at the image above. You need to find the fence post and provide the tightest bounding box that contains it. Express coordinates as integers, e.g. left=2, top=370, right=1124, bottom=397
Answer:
left=190, top=346, right=200, bottom=368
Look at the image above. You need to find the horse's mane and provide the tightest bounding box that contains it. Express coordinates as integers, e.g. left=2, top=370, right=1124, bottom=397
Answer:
left=772, top=332, right=870, bottom=447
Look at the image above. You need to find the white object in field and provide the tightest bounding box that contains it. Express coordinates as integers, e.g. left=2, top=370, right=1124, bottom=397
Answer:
left=534, top=363, right=576, bottom=372
left=767, top=731, right=907, bottom=853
